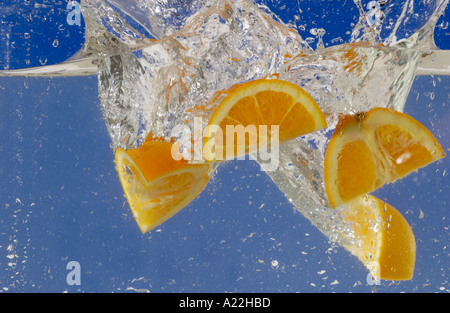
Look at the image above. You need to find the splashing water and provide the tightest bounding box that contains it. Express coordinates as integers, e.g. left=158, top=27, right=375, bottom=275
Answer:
left=1, top=0, right=449, bottom=267
left=94, top=0, right=449, bottom=250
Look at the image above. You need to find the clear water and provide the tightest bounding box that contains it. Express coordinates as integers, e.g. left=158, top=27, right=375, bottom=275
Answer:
left=94, top=0, right=449, bottom=255
left=0, top=0, right=449, bottom=292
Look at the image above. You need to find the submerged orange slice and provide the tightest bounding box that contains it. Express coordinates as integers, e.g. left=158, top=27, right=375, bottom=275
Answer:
left=325, top=107, right=446, bottom=208
left=204, top=79, right=327, bottom=161
left=115, top=136, right=210, bottom=233
left=340, top=195, right=416, bottom=280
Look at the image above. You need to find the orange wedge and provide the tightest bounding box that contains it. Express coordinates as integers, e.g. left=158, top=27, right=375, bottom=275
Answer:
left=203, top=79, right=327, bottom=161
left=325, top=107, right=446, bottom=208
left=340, top=195, right=416, bottom=280
left=115, top=135, right=210, bottom=233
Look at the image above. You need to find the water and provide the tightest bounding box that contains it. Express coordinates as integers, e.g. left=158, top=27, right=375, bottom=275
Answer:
left=93, top=0, right=449, bottom=254
left=0, top=0, right=449, bottom=292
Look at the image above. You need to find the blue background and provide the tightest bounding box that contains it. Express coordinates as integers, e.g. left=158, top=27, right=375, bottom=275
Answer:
left=0, top=0, right=449, bottom=292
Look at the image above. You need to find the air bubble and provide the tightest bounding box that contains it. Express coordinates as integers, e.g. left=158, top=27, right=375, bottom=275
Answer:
left=271, top=260, right=279, bottom=269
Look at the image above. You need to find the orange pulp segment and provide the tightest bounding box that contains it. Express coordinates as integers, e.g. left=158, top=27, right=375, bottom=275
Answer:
left=204, top=79, right=327, bottom=161
left=115, top=136, right=210, bottom=233
left=340, top=195, right=416, bottom=280
left=325, top=107, right=446, bottom=208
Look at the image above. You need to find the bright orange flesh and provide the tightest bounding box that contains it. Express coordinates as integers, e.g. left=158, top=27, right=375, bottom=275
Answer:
left=337, top=140, right=378, bottom=204
left=115, top=136, right=210, bottom=233
left=325, top=107, right=446, bottom=208
left=341, top=195, right=416, bottom=280
left=204, top=79, right=327, bottom=161
left=374, top=124, right=435, bottom=177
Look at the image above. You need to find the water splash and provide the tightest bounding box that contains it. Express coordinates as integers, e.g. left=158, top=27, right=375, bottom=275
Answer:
left=0, top=0, right=449, bottom=266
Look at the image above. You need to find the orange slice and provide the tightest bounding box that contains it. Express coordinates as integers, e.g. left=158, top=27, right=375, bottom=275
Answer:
left=115, top=136, right=210, bottom=233
left=325, top=107, right=446, bottom=208
left=203, top=79, right=327, bottom=161
left=340, top=195, right=416, bottom=280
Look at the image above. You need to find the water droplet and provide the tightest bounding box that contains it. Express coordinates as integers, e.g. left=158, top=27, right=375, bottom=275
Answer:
left=24, top=32, right=30, bottom=39
left=39, top=58, right=48, bottom=66
left=419, top=209, right=424, bottom=219
left=52, top=39, right=59, bottom=47
left=440, top=21, right=449, bottom=30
